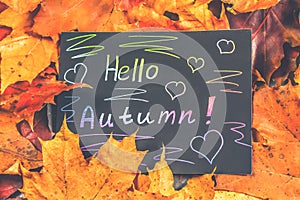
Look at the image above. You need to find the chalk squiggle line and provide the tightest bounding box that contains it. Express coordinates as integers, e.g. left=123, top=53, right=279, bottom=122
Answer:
left=66, top=34, right=104, bottom=59
left=119, top=35, right=180, bottom=59
left=153, top=147, right=195, bottom=165
left=206, top=70, right=243, bottom=94
left=224, top=122, right=251, bottom=147
left=80, top=134, right=154, bottom=149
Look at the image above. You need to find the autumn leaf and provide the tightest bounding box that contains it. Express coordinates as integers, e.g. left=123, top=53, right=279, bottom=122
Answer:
left=0, top=0, right=40, bottom=14
left=31, top=0, right=114, bottom=41
left=216, top=83, right=300, bottom=199
left=20, top=120, right=111, bottom=200
left=125, top=0, right=229, bottom=30
left=1, top=65, right=84, bottom=124
left=213, top=191, right=261, bottom=200
left=252, top=83, right=300, bottom=142
left=216, top=170, right=300, bottom=199
left=0, top=175, right=22, bottom=200
left=226, top=0, right=300, bottom=84
left=0, top=111, right=42, bottom=173
left=0, top=35, right=57, bottom=92
left=222, top=0, right=280, bottom=13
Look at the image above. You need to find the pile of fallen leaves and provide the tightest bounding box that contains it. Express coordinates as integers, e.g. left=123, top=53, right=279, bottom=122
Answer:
left=0, top=0, right=299, bottom=199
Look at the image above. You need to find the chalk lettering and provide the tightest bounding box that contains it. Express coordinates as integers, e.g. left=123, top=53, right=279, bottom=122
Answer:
left=104, top=55, right=159, bottom=82
left=119, top=106, right=133, bottom=125
left=80, top=105, right=94, bottom=129
left=158, top=110, right=176, bottom=125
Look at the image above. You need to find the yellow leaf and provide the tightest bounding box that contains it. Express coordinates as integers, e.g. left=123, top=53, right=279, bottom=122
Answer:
left=214, top=191, right=261, bottom=200
left=0, top=35, right=57, bottom=92
left=0, top=7, right=31, bottom=34
left=97, top=130, right=147, bottom=173
left=0, top=111, right=42, bottom=173
left=148, top=148, right=176, bottom=196
left=21, top=121, right=147, bottom=199
left=21, top=121, right=111, bottom=199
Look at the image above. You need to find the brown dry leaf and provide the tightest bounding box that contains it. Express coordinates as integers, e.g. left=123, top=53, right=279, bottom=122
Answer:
left=213, top=191, right=261, bottom=200
left=0, top=35, right=57, bottom=92
left=32, top=0, right=114, bottom=41
left=0, top=0, right=40, bottom=14
left=0, top=111, right=42, bottom=173
left=222, top=0, right=280, bottom=13
left=253, top=83, right=300, bottom=143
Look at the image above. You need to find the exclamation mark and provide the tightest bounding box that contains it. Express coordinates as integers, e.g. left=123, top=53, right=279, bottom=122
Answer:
left=206, top=96, right=216, bottom=125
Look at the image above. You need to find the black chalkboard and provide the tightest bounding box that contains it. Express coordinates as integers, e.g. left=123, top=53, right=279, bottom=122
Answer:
left=55, top=30, right=252, bottom=174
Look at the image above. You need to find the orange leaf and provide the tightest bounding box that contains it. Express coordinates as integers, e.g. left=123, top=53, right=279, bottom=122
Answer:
left=253, top=83, right=300, bottom=143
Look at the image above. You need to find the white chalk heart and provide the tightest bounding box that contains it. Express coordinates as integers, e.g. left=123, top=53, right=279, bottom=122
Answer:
left=190, top=130, right=224, bottom=165
left=186, top=57, right=205, bottom=73
left=64, top=63, right=88, bottom=84
left=216, top=39, right=236, bottom=54
left=165, top=81, right=186, bottom=101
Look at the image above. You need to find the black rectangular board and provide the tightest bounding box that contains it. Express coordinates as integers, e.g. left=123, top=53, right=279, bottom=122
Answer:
left=55, top=30, right=252, bottom=174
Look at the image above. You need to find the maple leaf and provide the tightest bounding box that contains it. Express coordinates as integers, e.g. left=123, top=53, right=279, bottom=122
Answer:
left=216, top=169, right=300, bottom=199
left=0, top=35, right=57, bottom=92
left=226, top=0, right=300, bottom=85
left=0, top=111, right=42, bottom=173
left=214, top=191, right=261, bottom=200
left=216, top=83, right=300, bottom=199
left=252, top=83, right=300, bottom=142
left=0, top=7, right=31, bottom=35
left=0, top=0, right=40, bottom=14
left=20, top=121, right=144, bottom=199
left=0, top=65, right=84, bottom=124
left=31, top=0, right=114, bottom=41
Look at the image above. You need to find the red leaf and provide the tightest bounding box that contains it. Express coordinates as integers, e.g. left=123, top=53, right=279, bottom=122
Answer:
left=0, top=175, right=22, bottom=200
